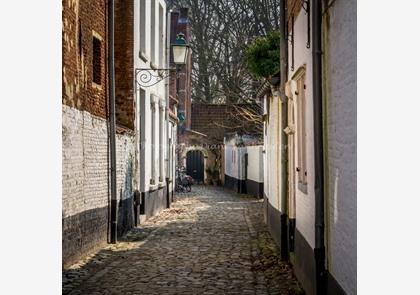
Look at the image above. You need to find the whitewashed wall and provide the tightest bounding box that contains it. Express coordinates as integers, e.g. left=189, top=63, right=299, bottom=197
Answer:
left=224, top=138, right=242, bottom=179
left=134, top=0, right=168, bottom=193
left=288, top=8, right=316, bottom=248
left=224, top=139, right=263, bottom=184
left=63, top=105, right=136, bottom=217
left=246, top=145, right=264, bottom=183
left=325, top=0, right=357, bottom=293
left=264, top=94, right=282, bottom=211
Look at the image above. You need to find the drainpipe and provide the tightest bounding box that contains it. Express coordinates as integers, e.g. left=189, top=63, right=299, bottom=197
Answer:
left=165, top=8, right=171, bottom=208
left=312, top=0, right=326, bottom=293
left=279, top=0, right=289, bottom=261
left=108, top=0, right=118, bottom=244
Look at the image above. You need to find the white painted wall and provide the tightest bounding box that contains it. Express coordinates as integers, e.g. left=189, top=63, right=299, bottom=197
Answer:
left=224, top=141, right=235, bottom=178
left=325, top=0, right=357, bottom=293
left=246, top=145, right=264, bottom=183
left=167, top=121, right=177, bottom=193
left=288, top=8, right=316, bottom=248
left=225, top=136, right=263, bottom=183
left=134, top=0, right=168, bottom=193
left=264, top=93, right=282, bottom=211
left=62, top=105, right=135, bottom=219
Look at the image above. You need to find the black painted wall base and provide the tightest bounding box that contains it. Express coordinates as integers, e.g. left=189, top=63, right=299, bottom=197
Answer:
left=225, top=174, right=263, bottom=197
left=264, top=194, right=283, bottom=250
left=288, top=218, right=296, bottom=253
left=294, top=229, right=316, bottom=295
left=62, top=206, right=108, bottom=267
left=327, top=271, right=347, bottom=295
left=246, top=179, right=264, bottom=198
left=140, top=186, right=167, bottom=220
left=117, top=196, right=135, bottom=238
left=263, top=197, right=348, bottom=295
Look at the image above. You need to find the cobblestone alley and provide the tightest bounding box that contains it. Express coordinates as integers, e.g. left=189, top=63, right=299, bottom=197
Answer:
left=63, top=186, right=303, bottom=295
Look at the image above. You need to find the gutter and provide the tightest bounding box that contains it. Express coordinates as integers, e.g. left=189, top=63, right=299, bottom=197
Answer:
left=312, top=0, right=327, bottom=293
left=108, top=0, right=118, bottom=244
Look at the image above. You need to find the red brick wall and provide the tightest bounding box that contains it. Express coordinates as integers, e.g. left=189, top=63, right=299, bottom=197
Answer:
left=62, top=0, right=108, bottom=119
left=191, top=104, right=230, bottom=143
left=115, top=0, right=135, bottom=130
left=169, top=9, right=192, bottom=129
left=191, top=103, right=263, bottom=143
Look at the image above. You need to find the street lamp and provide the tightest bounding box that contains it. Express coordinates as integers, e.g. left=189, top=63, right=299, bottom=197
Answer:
left=135, top=33, right=189, bottom=88
left=172, top=33, right=189, bottom=65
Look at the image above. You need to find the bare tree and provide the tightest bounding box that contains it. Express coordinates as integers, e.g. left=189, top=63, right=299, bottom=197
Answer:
left=168, top=0, right=280, bottom=104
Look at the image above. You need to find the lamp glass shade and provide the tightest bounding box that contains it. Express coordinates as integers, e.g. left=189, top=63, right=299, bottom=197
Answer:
left=172, top=44, right=188, bottom=65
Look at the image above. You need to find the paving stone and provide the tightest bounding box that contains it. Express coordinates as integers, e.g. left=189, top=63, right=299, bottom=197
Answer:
left=63, top=185, right=303, bottom=294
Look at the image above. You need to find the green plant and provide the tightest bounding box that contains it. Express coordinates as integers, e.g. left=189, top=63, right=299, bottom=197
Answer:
left=245, top=31, right=280, bottom=79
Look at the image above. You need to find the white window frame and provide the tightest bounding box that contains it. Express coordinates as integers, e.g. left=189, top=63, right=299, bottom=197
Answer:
left=293, top=67, right=308, bottom=192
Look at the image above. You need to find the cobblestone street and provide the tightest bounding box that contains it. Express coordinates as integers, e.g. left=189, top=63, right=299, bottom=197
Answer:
left=63, top=186, right=302, bottom=295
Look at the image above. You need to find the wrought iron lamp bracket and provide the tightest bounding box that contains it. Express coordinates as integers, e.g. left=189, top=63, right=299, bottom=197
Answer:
left=135, top=68, right=175, bottom=89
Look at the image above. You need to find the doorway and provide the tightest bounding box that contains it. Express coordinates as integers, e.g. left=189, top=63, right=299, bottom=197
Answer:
left=186, top=150, right=204, bottom=183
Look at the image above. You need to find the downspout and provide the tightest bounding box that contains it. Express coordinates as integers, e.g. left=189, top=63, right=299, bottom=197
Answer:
left=165, top=8, right=171, bottom=208
left=108, top=0, right=118, bottom=244
left=312, top=0, right=327, bottom=293
left=279, top=0, right=289, bottom=261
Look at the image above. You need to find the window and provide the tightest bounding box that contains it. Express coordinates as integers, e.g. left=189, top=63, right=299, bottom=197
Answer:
left=150, top=0, right=156, bottom=63
left=92, top=35, right=102, bottom=85
left=158, top=4, right=164, bottom=67
left=151, top=96, right=157, bottom=185
left=78, top=20, right=82, bottom=58
left=139, top=0, right=146, bottom=55
left=296, top=73, right=307, bottom=187
left=159, top=100, right=165, bottom=182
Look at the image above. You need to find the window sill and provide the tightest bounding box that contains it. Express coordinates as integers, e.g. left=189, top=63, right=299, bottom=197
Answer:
left=149, top=184, right=159, bottom=192
left=92, top=82, right=102, bottom=90
left=150, top=61, right=158, bottom=70
left=139, top=51, right=149, bottom=63
left=298, top=182, right=308, bottom=194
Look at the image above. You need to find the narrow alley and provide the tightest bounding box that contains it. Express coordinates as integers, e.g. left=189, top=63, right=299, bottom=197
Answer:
left=63, top=186, right=302, bottom=295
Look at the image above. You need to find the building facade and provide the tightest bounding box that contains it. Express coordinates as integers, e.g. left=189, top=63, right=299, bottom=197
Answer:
left=62, top=0, right=172, bottom=267
left=62, top=0, right=137, bottom=267
left=224, top=133, right=264, bottom=198
left=135, top=0, right=170, bottom=220
left=260, top=0, right=356, bottom=294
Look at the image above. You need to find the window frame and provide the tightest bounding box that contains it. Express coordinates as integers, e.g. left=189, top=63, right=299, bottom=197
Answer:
left=91, top=31, right=103, bottom=88
left=293, top=66, right=308, bottom=193
left=139, top=0, right=147, bottom=59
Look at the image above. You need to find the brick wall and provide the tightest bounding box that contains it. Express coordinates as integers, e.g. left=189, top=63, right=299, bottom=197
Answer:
left=115, top=0, right=135, bottom=130
left=191, top=104, right=229, bottom=142
left=191, top=103, right=263, bottom=143
left=62, top=105, right=136, bottom=267
left=62, top=0, right=137, bottom=267
left=169, top=9, right=192, bottom=129
left=62, top=0, right=108, bottom=118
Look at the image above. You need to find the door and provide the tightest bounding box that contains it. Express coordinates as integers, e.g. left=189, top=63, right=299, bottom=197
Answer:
left=186, top=150, right=204, bottom=183
left=243, top=153, right=248, bottom=194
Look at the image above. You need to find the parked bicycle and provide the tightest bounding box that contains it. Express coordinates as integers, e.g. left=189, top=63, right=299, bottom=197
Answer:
left=175, top=166, right=193, bottom=192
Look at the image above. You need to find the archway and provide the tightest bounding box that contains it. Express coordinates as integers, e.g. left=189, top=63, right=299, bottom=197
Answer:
left=186, top=150, right=204, bottom=183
